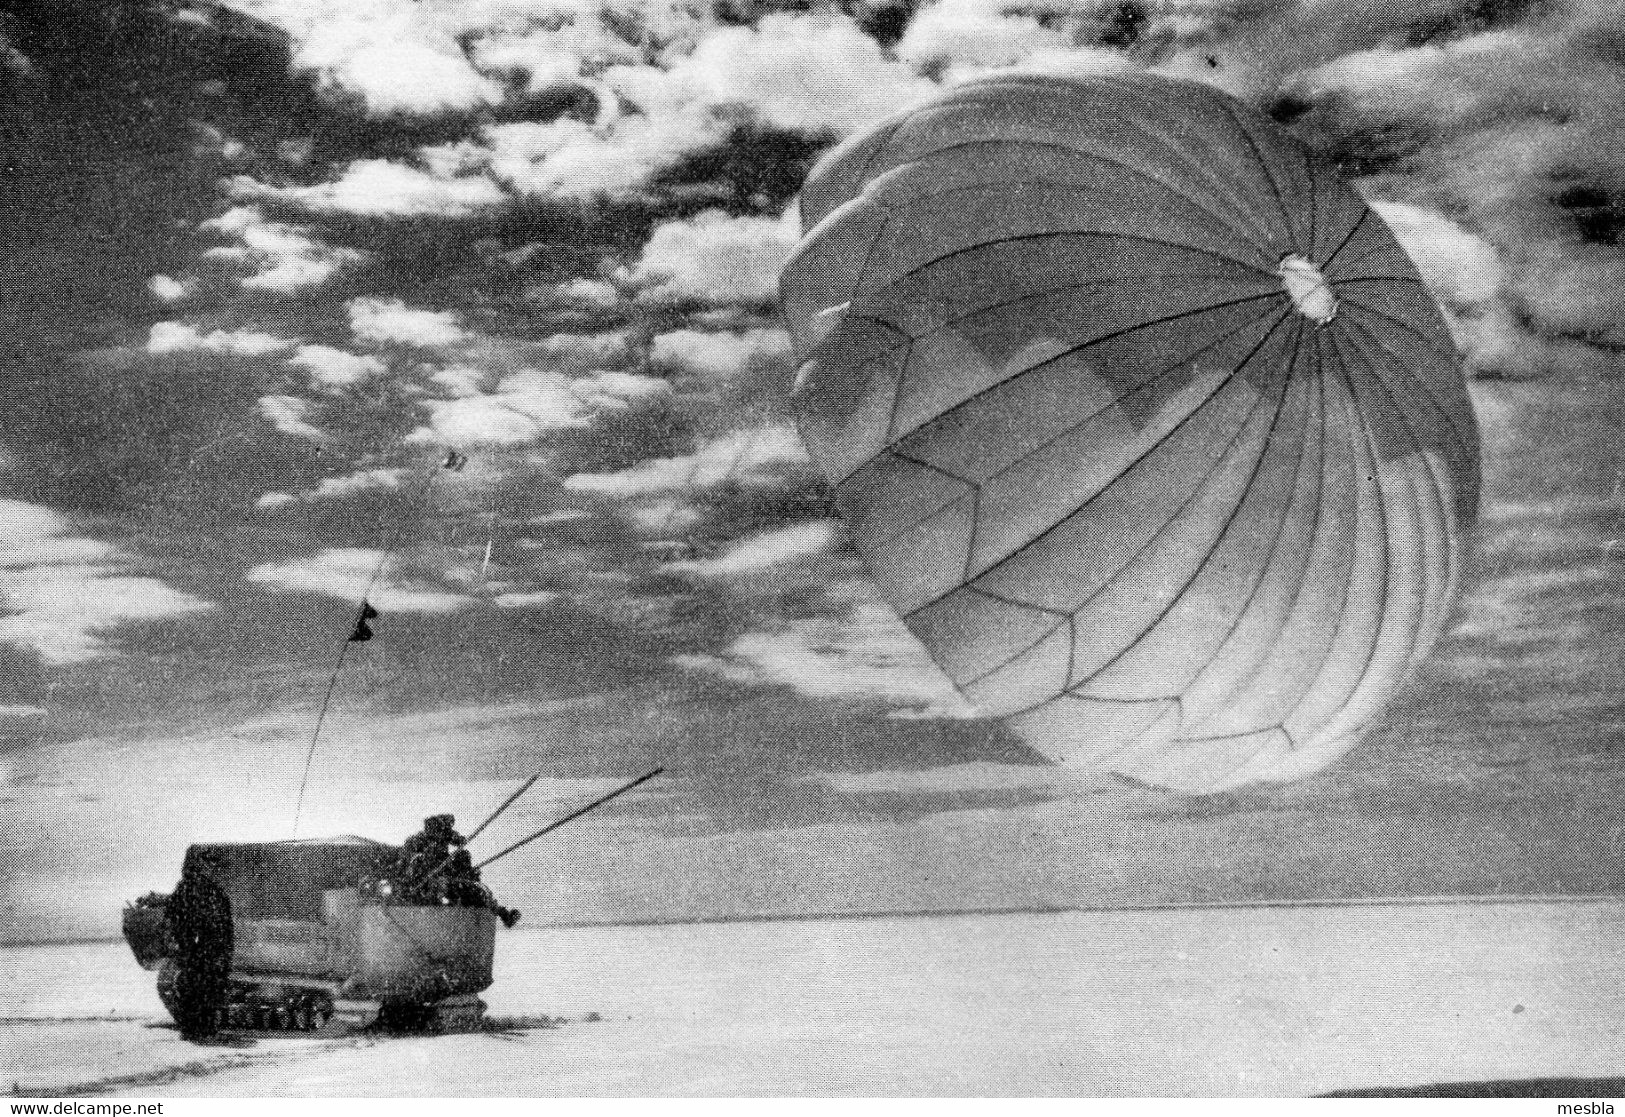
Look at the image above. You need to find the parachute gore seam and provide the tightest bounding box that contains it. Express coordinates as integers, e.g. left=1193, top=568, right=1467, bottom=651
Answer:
left=1177, top=324, right=1337, bottom=741
left=883, top=289, right=1286, bottom=482
left=1212, top=99, right=1298, bottom=254
left=1252, top=329, right=1363, bottom=742
left=1321, top=207, right=1371, bottom=273
left=867, top=136, right=1274, bottom=266
left=902, top=305, right=1296, bottom=626
left=967, top=311, right=1298, bottom=720
left=1069, top=316, right=1307, bottom=696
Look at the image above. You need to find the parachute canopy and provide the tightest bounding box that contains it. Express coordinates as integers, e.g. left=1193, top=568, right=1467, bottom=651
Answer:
left=780, top=71, right=1480, bottom=793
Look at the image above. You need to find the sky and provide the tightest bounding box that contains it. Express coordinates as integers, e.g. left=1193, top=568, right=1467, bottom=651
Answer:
left=2, top=0, right=1624, bottom=942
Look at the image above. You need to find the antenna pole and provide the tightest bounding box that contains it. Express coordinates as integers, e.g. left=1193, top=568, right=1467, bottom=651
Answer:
left=475, top=767, right=663, bottom=871
left=291, top=632, right=354, bottom=838
left=290, top=456, right=455, bottom=837
left=290, top=550, right=393, bottom=838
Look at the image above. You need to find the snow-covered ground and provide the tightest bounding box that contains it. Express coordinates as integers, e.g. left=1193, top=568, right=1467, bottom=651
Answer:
left=4, top=899, right=1623, bottom=1096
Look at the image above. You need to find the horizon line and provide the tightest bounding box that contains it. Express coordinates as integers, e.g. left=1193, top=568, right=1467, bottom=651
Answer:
left=5, top=889, right=1622, bottom=949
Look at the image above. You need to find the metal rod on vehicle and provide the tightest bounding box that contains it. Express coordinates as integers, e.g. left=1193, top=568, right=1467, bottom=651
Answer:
left=474, top=767, right=664, bottom=871
left=408, top=771, right=548, bottom=889
left=467, top=771, right=545, bottom=844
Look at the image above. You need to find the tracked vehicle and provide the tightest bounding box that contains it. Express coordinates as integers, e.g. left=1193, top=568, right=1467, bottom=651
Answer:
left=123, top=836, right=495, bottom=1033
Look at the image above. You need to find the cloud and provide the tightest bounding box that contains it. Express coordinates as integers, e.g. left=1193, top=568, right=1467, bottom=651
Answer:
left=308, top=466, right=409, bottom=501
left=1273, top=17, right=1625, bottom=377
left=429, top=365, right=487, bottom=398
left=246, top=547, right=474, bottom=612
left=235, top=0, right=504, bottom=116
left=492, top=590, right=561, bottom=609
left=397, top=14, right=926, bottom=203
left=257, top=394, right=329, bottom=442
left=537, top=331, right=633, bottom=366
left=546, top=278, right=621, bottom=309
left=677, top=13, right=933, bottom=133
left=663, top=520, right=839, bottom=579
left=0, top=501, right=115, bottom=568
left=563, top=424, right=810, bottom=498
left=807, top=762, right=1072, bottom=796
left=0, top=705, right=47, bottom=719
left=0, top=499, right=212, bottom=664
left=146, top=321, right=294, bottom=355
left=411, top=368, right=670, bottom=447
left=675, top=595, right=974, bottom=718
left=895, top=0, right=1089, bottom=72
left=527, top=510, right=590, bottom=528
left=624, top=499, right=704, bottom=536
left=256, top=491, right=297, bottom=510
left=434, top=117, right=702, bottom=202
left=147, top=275, right=190, bottom=303
left=619, top=209, right=796, bottom=306
left=289, top=343, right=388, bottom=388
left=230, top=159, right=505, bottom=218
left=1367, top=200, right=1541, bottom=377
left=649, top=326, right=791, bottom=384
left=348, top=296, right=467, bottom=348
left=200, top=206, right=366, bottom=292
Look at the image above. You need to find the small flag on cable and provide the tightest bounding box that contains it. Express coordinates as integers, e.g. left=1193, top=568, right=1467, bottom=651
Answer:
left=443, top=449, right=468, bottom=472
left=349, top=600, right=380, bottom=642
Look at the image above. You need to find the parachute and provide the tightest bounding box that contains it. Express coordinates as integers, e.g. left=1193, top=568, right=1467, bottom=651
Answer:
left=779, top=72, right=1480, bottom=793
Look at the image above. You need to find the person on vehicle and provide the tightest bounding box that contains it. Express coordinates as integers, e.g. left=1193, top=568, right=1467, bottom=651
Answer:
left=443, top=848, right=521, bottom=929
left=165, top=851, right=235, bottom=1039
left=396, top=813, right=467, bottom=903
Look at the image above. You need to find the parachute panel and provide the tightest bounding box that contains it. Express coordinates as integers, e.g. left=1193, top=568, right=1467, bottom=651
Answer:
left=1080, top=322, right=1318, bottom=701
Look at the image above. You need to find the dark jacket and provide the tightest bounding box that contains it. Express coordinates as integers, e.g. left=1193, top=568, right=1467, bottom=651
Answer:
left=166, top=869, right=234, bottom=977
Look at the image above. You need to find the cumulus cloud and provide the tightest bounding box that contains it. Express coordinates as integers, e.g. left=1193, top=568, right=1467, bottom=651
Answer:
left=147, top=322, right=293, bottom=355
left=1367, top=200, right=1538, bottom=377
left=257, top=394, right=328, bottom=442
left=678, top=13, right=932, bottom=132
left=394, top=13, right=928, bottom=202
left=201, top=205, right=366, bottom=291
left=620, top=209, right=796, bottom=306
left=411, top=368, right=670, bottom=447
left=433, top=117, right=698, bottom=202
left=289, top=344, right=389, bottom=388
left=537, top=330, right=634, bottom=368
left=348, top=297, right=467, bottom=348
left=675, top=594, right=974, bottom=718
left=563, top=424, right=809, bottom=498
left=664, top=520, right=839, bottom=579
left=246, top=547, right=474, bottom=612
left=649, top=326, right=791, bottom=384
left=230, top=0, right=504, bottom=116
left=0, top=499, right=212, bottom=663
left=230, top=160, right=505, bottom=218
left=546, top=278, right=622, bottom=309
left=147, top=275, right=191, bottom=303
left=624, top=498, right=705, bottom=536
left=896, top=0, right=1086, bottom=72
left=309, top=467, right=409, bottom=500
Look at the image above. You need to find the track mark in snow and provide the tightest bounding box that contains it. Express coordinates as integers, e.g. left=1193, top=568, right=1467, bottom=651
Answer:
left=8, top=1031, right=361, bottom=1097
